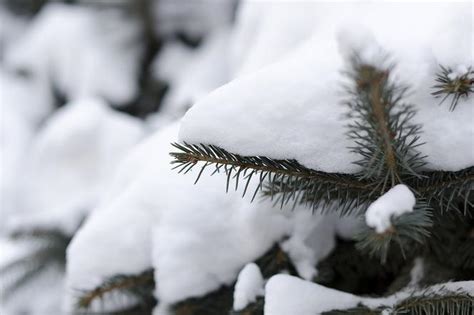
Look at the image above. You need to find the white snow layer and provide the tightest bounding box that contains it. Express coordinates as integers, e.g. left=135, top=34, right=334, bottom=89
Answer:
left=179, top=2, right=473, bottom=173
left=365, top=184, right=416, bottom=233
left=8, top=98, right=144, bottom=234
left=233, top=263, right=264, bottom=311
left=67, top=123, right=343, bottom=310
left=151, top=28, right=232, bottom=124
left=3, top=3, right=143, bottom=105
left=264, top=274, right=474, bottom=315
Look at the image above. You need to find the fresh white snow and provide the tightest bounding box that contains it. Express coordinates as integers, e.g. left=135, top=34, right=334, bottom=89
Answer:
left=365, top=184, right=416, bottom=233
left=9, top=98, right=144, bottom=233
left=233, top=263, right=264, bottom=311
left=179, top=2, right=473, bottom=173
left=447, top=64, right=471, bottom=80
left=265, top=274, right=474, bottom=315
left=2, top=2, right=472, bottom=314
left=66, top=123, right=347, bottom=311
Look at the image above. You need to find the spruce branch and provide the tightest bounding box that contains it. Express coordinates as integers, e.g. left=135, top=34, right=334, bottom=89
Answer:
left=356, top=202, right=433, bottom=263
left=393, top=289, right=474, bottom=315
left=170, top=142, right=373, bottom=214
left=408, top=166, right=474, bottom=214
left=345, top=60, right=426, bottom=191
left=432, top=65, right=473, bottom=111
left=75, top=269, right=155, bottom=311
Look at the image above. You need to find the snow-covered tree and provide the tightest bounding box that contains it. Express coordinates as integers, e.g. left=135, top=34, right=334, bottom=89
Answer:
left=1, top=1, right=472, bottom=315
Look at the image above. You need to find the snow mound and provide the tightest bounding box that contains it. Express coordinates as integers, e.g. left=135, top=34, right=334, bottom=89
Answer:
left=265, top=275, right=363, bottom=315
left=179, top=2, right=473, bottom=173
left=67, top=123, right=344, bottom=310
left=365, top=185, right=416, bottom=233
left=233, top=263, right=264, bottom=311
left=11, top=98, right=144, bottom=234
left=265, top=274, right=474, bottom=315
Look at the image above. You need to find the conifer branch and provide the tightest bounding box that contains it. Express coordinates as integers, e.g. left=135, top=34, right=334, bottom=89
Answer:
left=409, top=166, right=474, bottom=213
left=76, top=269, right=155, bottom=311
left=170, top=142, right=373, bottom=214
left=432, top=65, right=473, bottom=111
left=356, top=202, right=433, bottom=263
left=394, top=290, right=474, bottom=315
left=345, top=59, right=426, bottom=192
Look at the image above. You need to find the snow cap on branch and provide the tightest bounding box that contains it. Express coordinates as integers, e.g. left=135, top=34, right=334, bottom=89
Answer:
left=365, top=184, right=416, bottom=233
left=233, top=263, right=264, bottom=311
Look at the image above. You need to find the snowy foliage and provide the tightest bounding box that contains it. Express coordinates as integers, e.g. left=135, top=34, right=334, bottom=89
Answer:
left=1, top=1, right=472, bottom=315
left=179, top=2, right=473, bottom=172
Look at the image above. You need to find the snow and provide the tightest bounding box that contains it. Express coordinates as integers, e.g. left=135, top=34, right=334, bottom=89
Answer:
left=0, top=106, right=33, bottom=227
left=179, top=2, right=473, bottom=173
left=280, top=213, right=336, bottom=280
left=233, top=263, right=264, bottom=311
left=0, top=69, right=54, bottom=127
left=264, top=274, right=474, bottom=315
left=152, top=28, right=232, bottom=123
left=265, top=275, right=363, bottom=315
left=447, top=64, right=471, bottom=80
left=3, top=3, right=143, bottom=106
left=66, top=122, right=346, bottom=310
left=365, top=184, right=416, bottom=233
left=9, top=98, right=144, bottom=233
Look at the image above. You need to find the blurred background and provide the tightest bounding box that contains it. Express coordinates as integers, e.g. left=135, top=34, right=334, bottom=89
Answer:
left=0, top=0, right=238, bottom=313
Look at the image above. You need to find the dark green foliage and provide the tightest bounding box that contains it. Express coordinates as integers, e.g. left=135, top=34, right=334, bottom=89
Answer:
left=254, top=244, right=296, bottom=278
left=316, top=238, right=407, bottom=295
left=345, top=60, right=426, bottom=191
left=171, top=285, right=234, bottom=315
left=75, top=269, right=155, bottom=312
left=427, top=207, right=474, bottom=271
left=432, top=65, right=473, bottom=111
left=230, top=297, right=264, bottom=315
left=412, top=167, right=473, bottom=214
left=0, top=228, right=72, bottom=299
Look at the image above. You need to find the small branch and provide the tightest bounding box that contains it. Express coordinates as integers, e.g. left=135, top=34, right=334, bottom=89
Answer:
left=77, top=269, right=155, bottom=309
left=364, top=67, right=399, bottom=183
